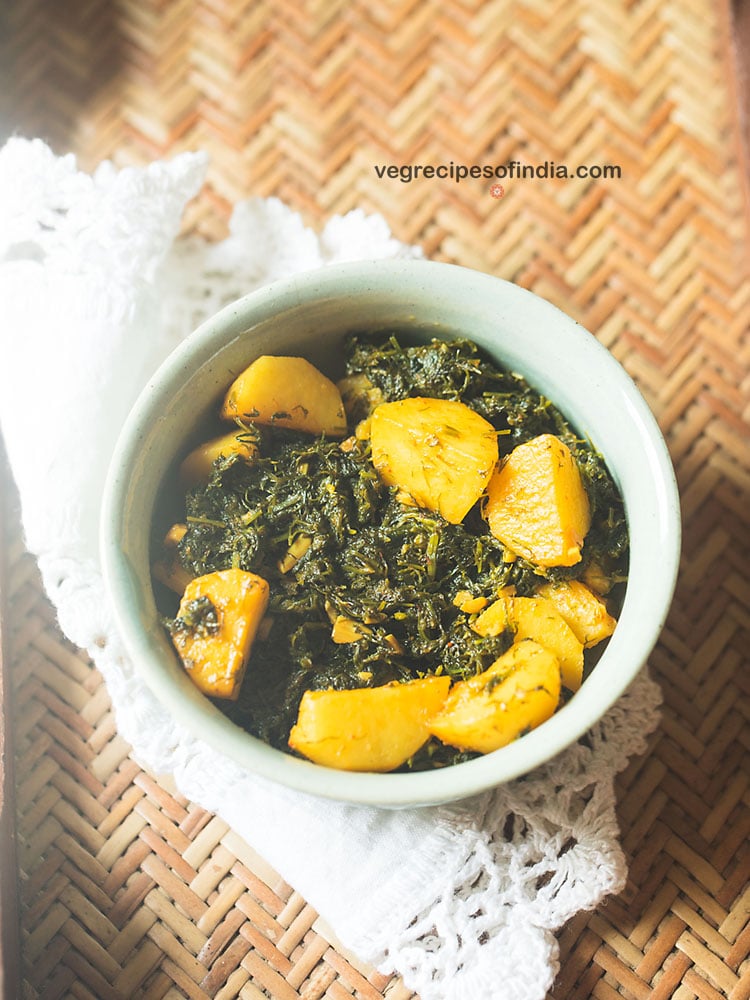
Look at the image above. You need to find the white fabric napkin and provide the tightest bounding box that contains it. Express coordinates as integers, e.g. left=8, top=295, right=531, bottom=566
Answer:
left=0, top=138, right=662, bottom=1000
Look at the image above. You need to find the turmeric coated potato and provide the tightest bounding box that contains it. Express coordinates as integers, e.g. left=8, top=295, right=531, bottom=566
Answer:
left=179, top=429, right=259, bottom=486
left=537, top=580, right=617, bottom=648
left=288, top=676, right=451, bottom=771
left=472, top=594, right=584, bottom=692
left=369, top=396, right=499, bottom=524
left=483, top=434, right=591, bottom=567
left=428, top=640, right=561, bottom=753
left=221, top=355, right=347, bottom=438
left=582, top=560, right=616, bottom=595
left=170, top=569, right=270, bottom=700
left=337, top=372, right=384, bottom=424
left=152, top=523, right=194, bottom=595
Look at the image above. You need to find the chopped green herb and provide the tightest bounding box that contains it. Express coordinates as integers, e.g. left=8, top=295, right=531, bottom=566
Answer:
left=167, top=595, right=220, bottom=638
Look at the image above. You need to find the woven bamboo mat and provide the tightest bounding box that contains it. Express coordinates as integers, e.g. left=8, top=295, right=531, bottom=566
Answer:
left=2, top=0, right=749, bottom=997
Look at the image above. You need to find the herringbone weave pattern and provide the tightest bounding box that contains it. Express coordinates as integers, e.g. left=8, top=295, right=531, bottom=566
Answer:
left=1, top=0, right=749, bottom=998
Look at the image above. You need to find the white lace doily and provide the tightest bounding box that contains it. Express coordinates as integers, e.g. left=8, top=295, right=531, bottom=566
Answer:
left=0, top=138, right=662, bottom=1000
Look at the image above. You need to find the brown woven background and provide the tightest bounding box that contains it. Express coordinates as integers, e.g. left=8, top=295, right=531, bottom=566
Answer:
left=1, top=0, right=749, bottom=997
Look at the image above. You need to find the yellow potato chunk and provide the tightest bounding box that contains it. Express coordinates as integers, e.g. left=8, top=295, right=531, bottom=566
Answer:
left=537, top=580, right=617, bottom=648
left=582, top=560, right=614, bottom=595
left=369, top=397, right=499, bottom=524
left=428, top=640, right=561, bottom=753
left=179, top=429, right=259, bottom=486
left=472, top=594, right=584, bottom=691
left=221, top=356, right=347, bottom=438
left=483, top=434, right=591, bottom=567
left=152, top=523, right=194, bottom=595
left=170, top=569, right=270, bottom=701
left=452, top=590, right=489, bottom=614
left=288, top=676, right=451, bottom=772
left=337, top=373, right=384, bottom=423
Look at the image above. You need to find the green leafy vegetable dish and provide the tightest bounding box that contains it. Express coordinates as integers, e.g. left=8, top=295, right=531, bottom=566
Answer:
left=153, top=334, right=629, bottom=773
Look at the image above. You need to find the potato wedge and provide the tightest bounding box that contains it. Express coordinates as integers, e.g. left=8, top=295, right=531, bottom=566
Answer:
left=337, top=372, right=384, bottom=424
left=170, top=569, right=269, bottom=700
left=288, top=676, right=451, bottom=771
left=472, top=594, right=584, bottom=691
left=152, top=523, right=194, bottom=595
left=179, top=429, right=259, bottom=486
left=452, top=590, right=489, bottom=614
left=221, top=355, right=347, bottom=438
left=582, top=560, right=614, bottom=595
left=483, top=434, right=591, bottom=567
left=537, top=580, right=617, bottom=647
left=428, top=640, right=561, bottom=753
left=369, top=397, right=498, bottom=524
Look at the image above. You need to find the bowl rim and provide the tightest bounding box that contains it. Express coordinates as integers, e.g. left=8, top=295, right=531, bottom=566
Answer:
left=100, top=259, right=682, bottom=807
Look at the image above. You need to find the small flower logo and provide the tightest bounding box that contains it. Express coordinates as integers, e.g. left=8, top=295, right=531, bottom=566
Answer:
left=490, top=184, right=505, bottom=199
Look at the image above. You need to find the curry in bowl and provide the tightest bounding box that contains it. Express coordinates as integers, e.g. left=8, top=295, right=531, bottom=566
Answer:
left=153, top=334, right=628, bottom=772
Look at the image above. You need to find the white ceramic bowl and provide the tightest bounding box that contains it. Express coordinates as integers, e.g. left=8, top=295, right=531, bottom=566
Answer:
left=100, top=260, right=681, bottom=807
